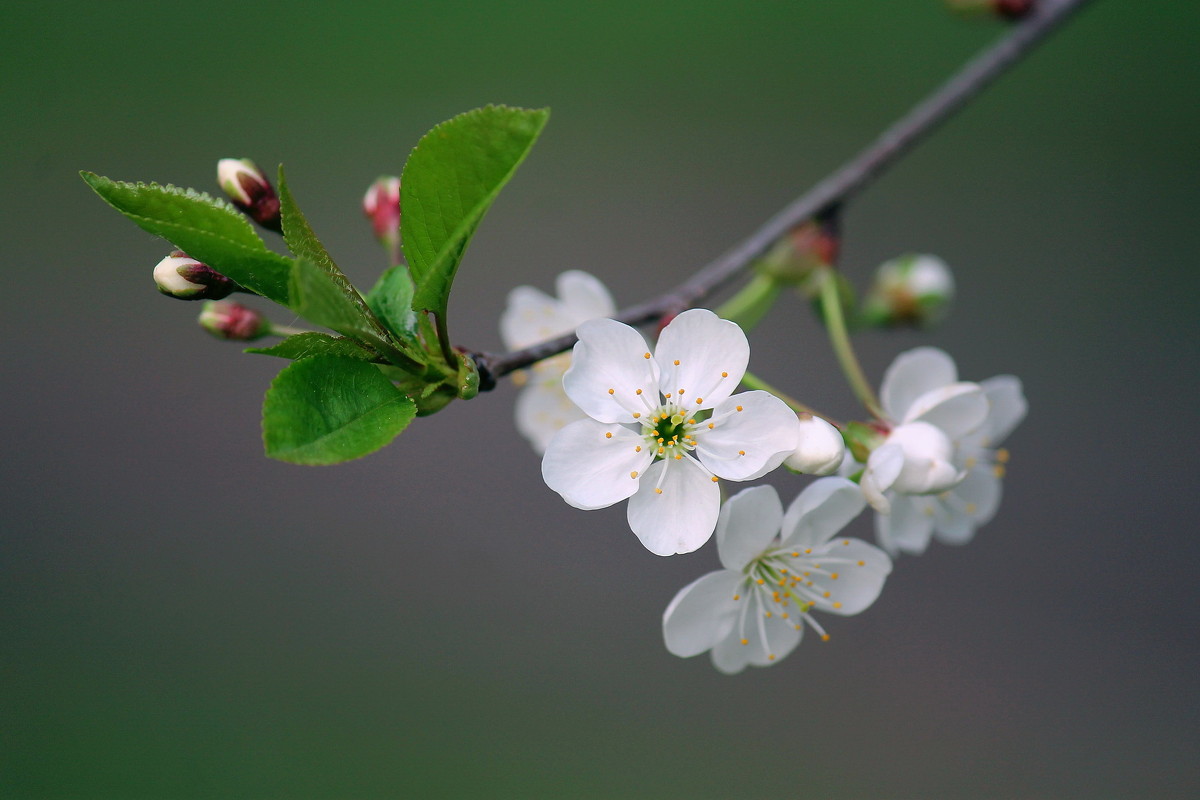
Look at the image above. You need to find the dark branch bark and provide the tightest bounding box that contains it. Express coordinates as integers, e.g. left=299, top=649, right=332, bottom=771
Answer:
left=472, top=0, right=1093, bottom=389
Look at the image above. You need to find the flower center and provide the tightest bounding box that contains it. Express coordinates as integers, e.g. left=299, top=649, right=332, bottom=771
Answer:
left=642, top=402, right=702, bottom=460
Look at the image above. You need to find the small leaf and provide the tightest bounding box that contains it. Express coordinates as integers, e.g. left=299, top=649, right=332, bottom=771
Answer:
left=81, top=171, right=293, bottom=305
left=366, top=265, right=420, bottom=344
left=262, top=355, right=417, bottom=465
left=246, top=333, right=377, bottom=361
left=401, top=105, right=549, bottom=321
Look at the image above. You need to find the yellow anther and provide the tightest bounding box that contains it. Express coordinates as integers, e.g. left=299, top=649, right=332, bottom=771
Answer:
left=831, top=573, right=839, bottom=580
left=635, top=388, right=642, bottom=395
left=738, top=450, right=745, bottom=456
left=821, top=634, right=830, bottom=642
left=695, top=397, right=703, bottom=404
left=665, top=392, right=672, bottom=398
left=654, top=488, right=663, bottom=495
left=823, top=591, right=831, bottom=598
left=643, top=352, right=651, bottom=359
left=678, top=389, right=685, bottom=395
left=657, top=438, right=664, bottom=444
left=756, top=578, right=765, bottom=585
left=768, top=654, right=776, bottom=661
left=710, top=476, right=719, bottom=483
left=833, top=602, right=843, bottom=609
left=857, top=560, right=865, bottom=567
left=657, top=447, right=665, bottom=455
left=735, top=405, right=743, bottom=412
left=842, top=540, right=850, bottom=546
left=740, top=638, right=748, bottom=646
left=632, top=412, right=641, bottom=419
left=607, top=388, right=615, bottom=395
left=687, top=419, right=696, bottom=425
left=674, top=454, right=682, bottom=460
left=708, top=423, right=715, bottom=429
left=965, top=456, right=978, bottom=469
left=804, top=548, right=812, bottom=554
left=721, top=371, right=728, bottom=378
left=996, top=448, right=1010, bottom=463
left=673, top=359, right=680, bottom=366
left=792, top=552, right=799, bottom=557
left=605, top=432, right=613, bottom=439
left=765, top=611, right=772, bottom=618
left=994, top=465, right=1007, bottom=479
left=781, top=613, right=789, bottom=619
left=630, top=471, right=639, bottom=479
left=733, top=594, right=740, bottom=601
left=966, top=502, right=978, bottom=514
left=635, top=446, right=642, bottom=452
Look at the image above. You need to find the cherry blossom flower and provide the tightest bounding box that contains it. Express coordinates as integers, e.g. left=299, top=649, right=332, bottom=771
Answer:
left=500, top=270, right=617, bottom=453
left=858, top=347, right=990, bottom=514
left=541, top=309, right=800, bottom=555
left=872, top=372, right=1027, bottom=555
left=662, top=480, right=891, bottom=673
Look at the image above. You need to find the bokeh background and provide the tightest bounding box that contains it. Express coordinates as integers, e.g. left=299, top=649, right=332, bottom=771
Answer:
left=3, top=1, right=1197, bottom=797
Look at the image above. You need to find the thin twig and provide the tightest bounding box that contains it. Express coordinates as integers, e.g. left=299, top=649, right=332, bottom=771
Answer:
left=472, top=0, right=1093, bottom=388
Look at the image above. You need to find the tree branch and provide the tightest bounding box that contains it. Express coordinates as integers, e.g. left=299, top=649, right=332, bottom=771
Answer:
left=472, top=0, right=1093, bottom=388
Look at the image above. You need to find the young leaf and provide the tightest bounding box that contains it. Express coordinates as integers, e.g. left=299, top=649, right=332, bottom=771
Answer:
left=80, top=172, right=293, bottom=305
left=366, top=265, right=419, bottom=344
left=262, top=355, right=417, bottom=465
left=401, top=105, right=550, bottom=321
left=246, top=332, right=377, bottom=361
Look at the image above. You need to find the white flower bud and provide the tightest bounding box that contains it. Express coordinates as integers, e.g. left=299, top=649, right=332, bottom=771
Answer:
left=784, top=415, right=845, bottom=475
left=863, top=254, right=955, bottom=327
left=153, top=251, right=237, bottom=300
left=217, top=158, right=280, bottom=231
left=886, top=421, right=962, bottom=495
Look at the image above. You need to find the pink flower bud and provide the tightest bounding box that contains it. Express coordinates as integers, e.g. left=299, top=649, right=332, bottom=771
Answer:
left=154, top=250, right=238, bottom=300
left=362, top=175, right=401, bottom=245
left=218, top=158, right=281, bottom=232
left=198, top=300, right=271, bottom=341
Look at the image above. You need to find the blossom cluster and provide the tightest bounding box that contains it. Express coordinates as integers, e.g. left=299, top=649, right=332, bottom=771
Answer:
left=503, top=270, right=1025, bottom=674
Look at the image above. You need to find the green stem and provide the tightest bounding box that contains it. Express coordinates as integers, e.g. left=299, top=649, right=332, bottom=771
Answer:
left=715, top=272, right=781, bottom=331
left=819, top=268, right=883, bottom=419
left=267, top=323, right=312, bottom=338
left=739, top=370, right=839, bottom=427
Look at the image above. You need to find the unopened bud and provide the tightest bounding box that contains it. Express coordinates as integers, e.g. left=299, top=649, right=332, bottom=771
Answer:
left=154, top=250, right=238, bottom=300
left=862, top=254, right=954, bottom=328
left=198, top=300, right=272, bottom=341
left=362, top=175, right=401, bottom=245
left=946, top=0, right=1033, bottom=20
left=218, top=158, right=281, bottom=231
left=784, top=415, right=846, bottom=476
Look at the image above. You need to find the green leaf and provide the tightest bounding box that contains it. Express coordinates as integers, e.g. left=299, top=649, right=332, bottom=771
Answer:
left=246, top=332, right=377, bottom=361
left=262, top=355, right=417, bottom=465
left=81, top=171, right=293, bottom=305
left=401, top=105, right=549, bottom=320
left=366, top=265, right=419, bottom=344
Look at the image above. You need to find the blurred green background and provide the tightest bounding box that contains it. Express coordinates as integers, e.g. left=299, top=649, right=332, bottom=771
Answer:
left=2, top=1, right=1197, bottom=797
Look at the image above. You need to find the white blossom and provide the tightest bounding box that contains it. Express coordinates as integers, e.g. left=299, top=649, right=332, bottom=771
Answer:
left=500, top=271, right=616, bottom=454
left=662, top=481, right=891, bottom=674
left=853, top=348, right=1026, bottom=556
left=541, top=309, right=800, bottom=556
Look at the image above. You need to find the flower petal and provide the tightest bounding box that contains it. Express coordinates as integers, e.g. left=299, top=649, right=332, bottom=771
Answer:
left=874, top=494, right=934, bottom=556
left=556, top=270, right=616, bottom=322
left=933, top=467, right=1003, bottom=545
left=716, top=485, right=784, bottom=571
left=653, top=309, right=748, bottom=411
left=563, top=318, right=661, bottom=423
left=500, top=286, right=573, bottom=350
left=695, top=392, right=799, bottom=481
left=662, top=570, right=744, bottom=657
left=627, top=456, right=721, bottom=555
left=880, top=346, right=958, bottom=422
left=800, top=539, right=892, bottom=615
left=541, top=419, right=651, bottom=510
left=860, top=443, right=904, bottom=513
left=904, top=382, right=989, bottom=439
left=780, top=477, right=867, bottom=551
left=710, top=607, right=802, bottom=674
left=978, top=375, right=1027, bottom=446
left=514, top=381, right=587, bottom=455
left=784, top=415, right=846, bottom=475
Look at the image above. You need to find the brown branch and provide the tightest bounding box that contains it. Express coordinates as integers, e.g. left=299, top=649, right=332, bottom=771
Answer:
left=471, top=0, right=1094, bottom=390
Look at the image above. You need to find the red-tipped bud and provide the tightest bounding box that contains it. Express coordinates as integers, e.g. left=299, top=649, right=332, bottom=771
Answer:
left=198, top=300, right=272, bottom=341
left=946, top=0, right=1033, bottom=20
left=154, top=250, right=238, bottom=300
left=218, top=158, right=281, bottom=231
left=362, top=175, right=401, bottom=245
